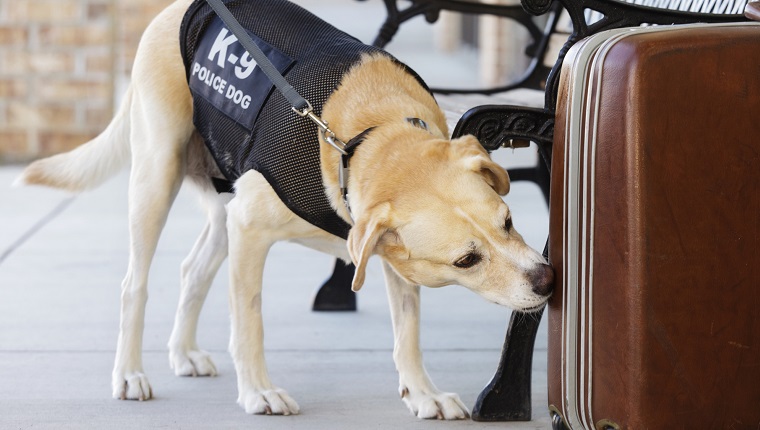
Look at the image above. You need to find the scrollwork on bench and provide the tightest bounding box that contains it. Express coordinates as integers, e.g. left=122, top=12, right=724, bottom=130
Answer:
left=453, top=105, right=554, bottom=152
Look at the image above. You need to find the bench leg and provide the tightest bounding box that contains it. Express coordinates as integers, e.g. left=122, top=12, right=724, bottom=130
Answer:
left=372, top=0, right=443, bottom=47
left=471, top=306, right=544, bottom=421
left=507, top=157, right=550, bottom=206
left=312, top=259, right=357, bottom=312
left=373, top=0, right=403, bottom=47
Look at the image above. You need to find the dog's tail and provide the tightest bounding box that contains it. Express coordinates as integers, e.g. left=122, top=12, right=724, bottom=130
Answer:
left=14, top=86, right=133, bottom=193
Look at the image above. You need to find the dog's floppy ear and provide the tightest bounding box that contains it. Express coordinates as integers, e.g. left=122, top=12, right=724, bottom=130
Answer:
left=471, top=154, right=510, bottom=196
left=452, top=135, right=511, bottom=195
left=347, top=203, right=392, bottom=292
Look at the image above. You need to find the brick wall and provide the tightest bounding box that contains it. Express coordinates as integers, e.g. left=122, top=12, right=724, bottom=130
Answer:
left=0, top=0, right=172, bottom=163
left=117, top=1, right=175, bottom=78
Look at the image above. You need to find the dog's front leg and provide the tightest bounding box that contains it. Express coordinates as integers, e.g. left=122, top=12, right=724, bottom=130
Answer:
left=382, top=261, right=469, bottom=420
left=226, top=197, right=299, bottom=416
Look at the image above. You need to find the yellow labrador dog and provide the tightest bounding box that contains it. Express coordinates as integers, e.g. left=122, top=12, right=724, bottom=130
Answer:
left=16, top=0, right=552, bottom=420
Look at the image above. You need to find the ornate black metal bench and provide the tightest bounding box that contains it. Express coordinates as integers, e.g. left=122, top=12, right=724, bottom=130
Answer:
left=317, top=0, right=751, bottom=423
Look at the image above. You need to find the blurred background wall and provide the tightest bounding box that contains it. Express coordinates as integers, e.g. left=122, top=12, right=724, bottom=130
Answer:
left=0, top=0, right=528, bottom=163
left=0, top=0, right=173, bottom=163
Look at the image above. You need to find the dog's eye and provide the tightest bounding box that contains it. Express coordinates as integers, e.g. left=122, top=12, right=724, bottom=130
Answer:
left=454, top=253, right=482, bottom=269
left=504, top=217, right=513, bottom=232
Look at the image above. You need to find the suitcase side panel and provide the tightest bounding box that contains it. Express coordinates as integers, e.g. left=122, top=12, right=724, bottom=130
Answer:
left=550, top=23, right=760, bottom=429
left=591, top=25, right=760, bottom=428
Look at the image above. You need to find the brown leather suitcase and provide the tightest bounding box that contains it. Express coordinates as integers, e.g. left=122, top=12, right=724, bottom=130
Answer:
left=548, top=23, right=760, bottom=429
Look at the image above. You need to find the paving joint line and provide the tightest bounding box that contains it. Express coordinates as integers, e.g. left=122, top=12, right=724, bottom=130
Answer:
left=0, top=197, right=76, bottom=267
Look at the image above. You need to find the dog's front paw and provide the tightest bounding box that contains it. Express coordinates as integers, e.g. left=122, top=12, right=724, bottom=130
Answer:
left=400, top=387, right=469, bottom=420
left=169, top=349, right=218, bottom=377
left=112, top=371, right=152, bottom=401
left=238, top=387, right=300, bottom=415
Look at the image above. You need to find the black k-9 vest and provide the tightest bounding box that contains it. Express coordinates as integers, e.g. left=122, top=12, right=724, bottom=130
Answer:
left=179, top=0, right=430, bottom=239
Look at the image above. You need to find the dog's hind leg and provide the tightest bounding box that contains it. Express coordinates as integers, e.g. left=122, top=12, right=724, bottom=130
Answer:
left=112, top=88, right=192, bottom=400
left=381, top=261, right=470, bottom=420
left=168, top=187, right=230, bottom=377
left=111, top=0, right=196, bottom=401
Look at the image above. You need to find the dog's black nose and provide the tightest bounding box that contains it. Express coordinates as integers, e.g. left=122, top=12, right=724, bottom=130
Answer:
left=530, top=263, right=554, bottom=297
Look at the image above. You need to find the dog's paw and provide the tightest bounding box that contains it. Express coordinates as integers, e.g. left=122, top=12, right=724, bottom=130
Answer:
left=400, top=387, right=469, bottom=420
left=112, top=371, right=152, bottom=401
left=238, top=387, right=300, bottom=415
left=169, top=349, right=218, bottom=377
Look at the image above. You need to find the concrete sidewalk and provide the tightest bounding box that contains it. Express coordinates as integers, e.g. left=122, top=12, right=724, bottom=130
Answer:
left=0, top=156, right=550, bottom=430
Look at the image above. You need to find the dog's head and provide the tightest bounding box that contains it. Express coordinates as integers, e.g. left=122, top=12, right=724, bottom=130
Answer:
left=347, top=134, right=553, bottom=312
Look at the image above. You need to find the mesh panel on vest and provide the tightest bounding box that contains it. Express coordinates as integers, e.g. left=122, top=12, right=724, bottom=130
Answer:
left=180, top=0, right=393, bottom=240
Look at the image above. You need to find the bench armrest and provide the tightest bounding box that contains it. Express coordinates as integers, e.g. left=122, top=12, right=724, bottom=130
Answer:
left=453, top=105, right=554, bottom=151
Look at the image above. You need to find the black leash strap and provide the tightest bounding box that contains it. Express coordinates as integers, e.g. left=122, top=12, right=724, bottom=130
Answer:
left=205, top=0, right=349, bottom=153
left=204, top=0, right=309, bottom=112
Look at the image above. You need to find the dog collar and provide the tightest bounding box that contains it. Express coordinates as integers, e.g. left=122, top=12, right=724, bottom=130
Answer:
left=405, top=117, right=428, bottom=131
left=338, top=127, right=375, bottom=222
left=333, top=117, right=430, bottom=223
